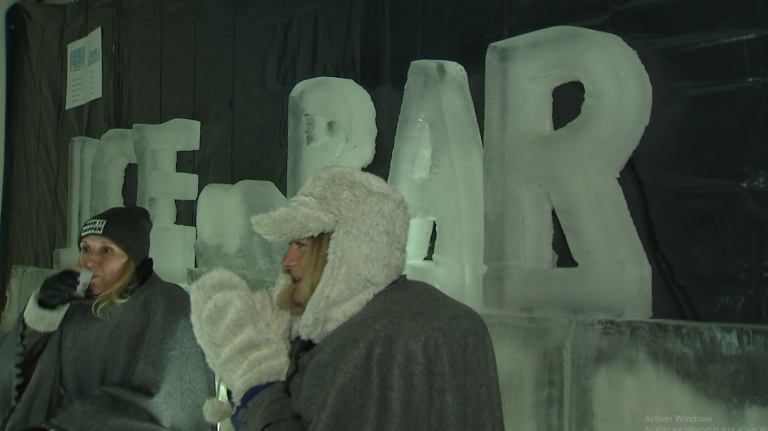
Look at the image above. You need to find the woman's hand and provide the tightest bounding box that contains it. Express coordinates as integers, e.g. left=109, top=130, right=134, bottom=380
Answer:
left=37, top=269, right=80, bottom=309
left=189, top=268, right=292, bottom=404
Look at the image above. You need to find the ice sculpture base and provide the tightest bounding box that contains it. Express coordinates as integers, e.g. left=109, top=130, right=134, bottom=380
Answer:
left=483, top=314, right=768, bottom=430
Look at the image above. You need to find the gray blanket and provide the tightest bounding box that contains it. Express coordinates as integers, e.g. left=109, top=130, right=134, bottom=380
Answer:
left=0, top=273, right=214, bottom=431
left=239, top=278, right=505, bottom=431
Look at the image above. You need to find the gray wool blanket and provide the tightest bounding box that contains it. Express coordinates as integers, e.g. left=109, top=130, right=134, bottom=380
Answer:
left=0, top=273, right=215, bottom=431
left=237, top=278, right=505, bottom=431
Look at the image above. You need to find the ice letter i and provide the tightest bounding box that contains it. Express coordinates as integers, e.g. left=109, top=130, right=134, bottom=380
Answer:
left=483, top=26, right=652, bottom=318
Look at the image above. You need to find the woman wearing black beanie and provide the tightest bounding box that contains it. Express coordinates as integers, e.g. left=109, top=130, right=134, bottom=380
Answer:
left=0, top=206, right=215, bottom=431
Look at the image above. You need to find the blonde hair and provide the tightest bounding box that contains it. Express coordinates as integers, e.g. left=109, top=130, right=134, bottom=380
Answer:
left=74, top=257, right=138, bottom=316
left=277, top=232, right=331, bottom=315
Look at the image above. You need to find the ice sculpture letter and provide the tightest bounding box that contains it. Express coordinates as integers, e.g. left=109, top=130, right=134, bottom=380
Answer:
left=388, top=60, right=485, bottom=309
left=53, top=136, right=99, bottom=269
left=287, top=77, right=377, bottom=196
left=193, top=78, right=377, bottom=285
left=134, top=119, right=200, bottom=285
left=195, top=180, right=286, bottom=288
left=90, top=128, right=137, bottom=215
left=483, top=26, right=652, bottom=318
left=54, top=129, right=138, bottom=269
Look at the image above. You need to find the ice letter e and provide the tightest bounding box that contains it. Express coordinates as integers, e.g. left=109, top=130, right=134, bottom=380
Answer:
left=287, top=77, right=376, bottom=197
left=388, top=60, right=485, bottom=309
left=483, top=26, right=652, bottom=318
left=134, top=119, right=200, bottom=285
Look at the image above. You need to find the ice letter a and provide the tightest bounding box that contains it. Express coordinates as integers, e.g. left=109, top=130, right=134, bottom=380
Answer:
left=483, top=26, right=652, bottom=318
left=389, top=60, right=485, bottom=309
left=287, top=77, right=376, bottom=196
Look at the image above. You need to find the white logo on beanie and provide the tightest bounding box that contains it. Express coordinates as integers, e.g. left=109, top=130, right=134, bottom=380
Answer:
left=80, top=219, right=107, bottom=237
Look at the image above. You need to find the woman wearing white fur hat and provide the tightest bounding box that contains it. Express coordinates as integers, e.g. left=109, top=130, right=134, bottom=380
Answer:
left=190, top=166, right=504, bottom=431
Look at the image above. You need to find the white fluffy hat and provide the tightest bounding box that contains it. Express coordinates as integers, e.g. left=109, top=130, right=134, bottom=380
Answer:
left=251, top=165, right=410, bottom=342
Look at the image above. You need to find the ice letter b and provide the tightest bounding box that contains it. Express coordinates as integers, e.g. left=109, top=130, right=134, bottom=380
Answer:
left=483, top=26, right=652, bottom=318
left=287, top=77, right=376, bottom=196
left=388, top=60, right=485, bottom=309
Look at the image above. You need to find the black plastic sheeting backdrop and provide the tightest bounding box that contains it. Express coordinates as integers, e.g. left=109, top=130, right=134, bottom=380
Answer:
left=2, top=0, right=767, bottom=324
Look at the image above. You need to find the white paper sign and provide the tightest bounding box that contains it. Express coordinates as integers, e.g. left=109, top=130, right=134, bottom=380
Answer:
left=65, top=27, right=102, bottom=110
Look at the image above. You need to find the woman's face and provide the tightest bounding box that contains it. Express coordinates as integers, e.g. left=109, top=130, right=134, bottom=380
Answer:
left=79, top=235, right=130, bottom=295
left=281, top=237, right=309, bottom=284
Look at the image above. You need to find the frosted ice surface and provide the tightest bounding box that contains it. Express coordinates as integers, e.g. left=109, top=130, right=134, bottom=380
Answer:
left=483, top=26, right=652, bottom=318
left=0, top=266, right=56, bottom=334
left=53, top=136, right=99, bottom=270
left=133, top=119, right=200, bottom=285
left=388, top=60, right=485, bottom=309
left=287, top=77, right=376, bottom=197
left=195, top=180, right=287, bottom=290
left=90, top=128, right=137, bottom=215
left=484, top=314, right=768, bottom=430
left=134, top=118, right=200, bottom=224
left=150, top=224, right=196, bottom=286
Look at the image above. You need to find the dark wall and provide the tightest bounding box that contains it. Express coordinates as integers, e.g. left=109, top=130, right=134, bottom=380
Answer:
left=4, top=0, right=768, bottom=324
left=2, top=0, right=361, bottom=295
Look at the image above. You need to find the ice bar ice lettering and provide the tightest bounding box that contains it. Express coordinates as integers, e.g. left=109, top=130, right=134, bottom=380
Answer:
left=388, top=60, right=485, bottom=309
left=90, top=128, right=137, bottom=216
left=133, top=119, right=200, bottom=284
left=287, top=77, right=377, bottom=197
left=53, top=136, right=98, bottom=269
left=483, top=26, right=653, bottom=318
left=134, top=119, right=200, bottom=222
left=55, top=25, right=651, bottom=316
left=56, top=119, right=201, bottom=284
left=195, top=180, right=287, bottom=288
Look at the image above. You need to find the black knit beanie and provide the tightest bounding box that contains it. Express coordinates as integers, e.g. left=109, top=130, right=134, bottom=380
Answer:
left=79, top=206, right=152, bottom=265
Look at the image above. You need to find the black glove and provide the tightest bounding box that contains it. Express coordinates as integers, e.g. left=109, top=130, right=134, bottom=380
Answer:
left=37, top=269, right=80, bottom=309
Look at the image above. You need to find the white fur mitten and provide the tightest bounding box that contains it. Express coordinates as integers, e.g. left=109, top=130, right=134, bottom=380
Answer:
left=190, top=268, right=292, bottom=403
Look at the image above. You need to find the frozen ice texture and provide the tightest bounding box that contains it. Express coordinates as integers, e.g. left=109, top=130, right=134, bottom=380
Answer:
left=134, top=119, right=200, bottom=285
left=287, top=77, right=376, bottom=197
left=149, top=224, right=197, bottom=286
left=90, top=128, right=137, bottom=215
left=483, top=26, right=652, bottom=318
left=0, top=266, right=56, bottom=334
left=195, top=180, right=287, bottom=289
left=388, top=60, right=485, bottom=309
left=484, top=314, right=768, bottom=430
left=134, top=119, right=200, bottom=223
left=53, top=136, right=99, bottom=269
